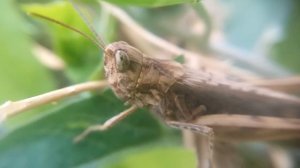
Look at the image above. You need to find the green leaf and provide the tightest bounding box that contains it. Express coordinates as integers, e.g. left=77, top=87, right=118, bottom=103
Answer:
left=271, top=0, right=300, bottom=73
left=174, top=55, right=185, bottom=64
left=23, top=1, right=108, bottom=82
left=104, top=0, right=199, bottom=7
left=101, top=147, right=196, bottom=168
left=0, top=0, right=54, bottom=103
left=0, top=90, right=166, bottom=168
left=79, top=145, right=196, bottom=168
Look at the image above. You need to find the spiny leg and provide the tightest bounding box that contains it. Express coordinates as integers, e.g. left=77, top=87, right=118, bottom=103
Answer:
left=167, top=121, right=214, bottom=168
left=74, top=105, right=138, bottom=143
left=0, top=81, right=107, bottom=123
left=194, top=134, right=215, bottom=168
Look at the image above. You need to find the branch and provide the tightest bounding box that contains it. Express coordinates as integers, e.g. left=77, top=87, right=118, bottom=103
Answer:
left=33, top=44, right=65, bottom=70
left=0, top=81, right=108, bottom=122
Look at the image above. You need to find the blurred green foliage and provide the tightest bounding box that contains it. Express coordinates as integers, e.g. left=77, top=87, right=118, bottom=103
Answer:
left=24, top=2, right=102, bottom=82
left=0, top=0, right=299, bottom=168
left=271, top=0, right=300, bottom=73
left=0, top=0, right=54, bottom=103
left=105, top=0, right=199, bottom=7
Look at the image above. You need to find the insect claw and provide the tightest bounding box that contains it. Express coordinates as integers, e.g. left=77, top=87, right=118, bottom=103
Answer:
left=74, top=106, right=138, bottom=143
left=74, top=128, right=91, bottom=143
left=73, top=125, right=106, bottom=143
left=73, top=130, right=89, bottom=143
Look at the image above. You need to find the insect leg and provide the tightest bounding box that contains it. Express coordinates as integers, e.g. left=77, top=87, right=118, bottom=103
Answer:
left=0, top=81, right=107, bottom=123
left=74, top=105, right=138, bottom=143
left=167, top=121, right=214, bottom=168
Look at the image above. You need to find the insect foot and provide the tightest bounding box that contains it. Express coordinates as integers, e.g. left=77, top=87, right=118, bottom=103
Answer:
left=74, top=105, right=137, bottom=143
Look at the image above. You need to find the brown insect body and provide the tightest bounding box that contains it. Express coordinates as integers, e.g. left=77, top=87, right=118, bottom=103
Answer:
left=104, top=41, right=183, bottom=107
left=166, top=72, right=300, bottom=140
left=104, top=41, right=300, bottom=141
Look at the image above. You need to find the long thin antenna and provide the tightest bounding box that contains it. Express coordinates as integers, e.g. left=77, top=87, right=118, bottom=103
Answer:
left=70, top=0, right=106, bottom=49
left=29, top=12, right=105, bottom=50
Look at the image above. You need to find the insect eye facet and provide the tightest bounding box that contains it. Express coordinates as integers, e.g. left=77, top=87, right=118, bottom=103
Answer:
left=115, top=50, right=130, bottom=72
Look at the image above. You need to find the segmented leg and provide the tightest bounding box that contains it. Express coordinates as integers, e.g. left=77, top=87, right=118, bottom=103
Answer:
left=74, top=105, right=138, bottom=142
left=167, top=121, right=214, bottom=168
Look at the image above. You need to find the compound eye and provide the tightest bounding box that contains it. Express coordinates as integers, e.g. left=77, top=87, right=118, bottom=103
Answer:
left=115, top=50, right=130, bottom=72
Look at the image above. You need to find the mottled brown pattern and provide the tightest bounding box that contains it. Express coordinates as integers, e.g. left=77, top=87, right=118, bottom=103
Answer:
left=104, top=41, right=300, bottom=140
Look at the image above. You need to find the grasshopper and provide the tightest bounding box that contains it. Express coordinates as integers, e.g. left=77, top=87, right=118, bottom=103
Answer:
left=72, top=2, right=300, bottom=167
left=2, top=1, right=300, bottom=168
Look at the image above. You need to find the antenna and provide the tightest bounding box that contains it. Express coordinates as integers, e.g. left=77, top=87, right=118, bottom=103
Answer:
left=69, top=0, right=106, bottom=49
left=29, top=12, right=105, bottom=50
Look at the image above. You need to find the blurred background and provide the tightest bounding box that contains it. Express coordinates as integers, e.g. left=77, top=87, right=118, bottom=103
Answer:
left=0, top=0, right=299, bottom=168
